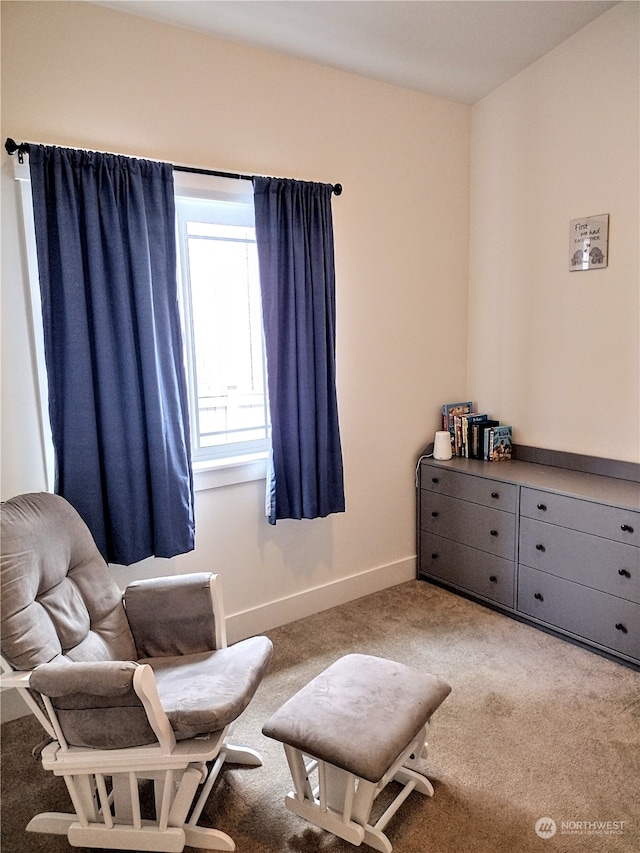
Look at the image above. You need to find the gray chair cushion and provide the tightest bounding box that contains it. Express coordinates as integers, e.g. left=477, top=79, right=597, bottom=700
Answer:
left=263, top=653, right=452, bottom=782
left=30, top=661, right=157, bottom=749
left=1, top=493, right=136, bottom=670
left=142, top=636, right=274, bottom=739
left=125, top=573, right=221, bottom=658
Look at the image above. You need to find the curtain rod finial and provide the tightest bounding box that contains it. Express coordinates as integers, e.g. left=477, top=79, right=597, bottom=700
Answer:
left=5, top=138, right=29, bottom=162
left=333, top=183, right=342, bottom=196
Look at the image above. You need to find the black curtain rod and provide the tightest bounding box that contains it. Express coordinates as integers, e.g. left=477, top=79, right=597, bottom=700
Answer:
left=5, top=138, right=343, bottom=196
left=174, top=164, right=342, bottom=196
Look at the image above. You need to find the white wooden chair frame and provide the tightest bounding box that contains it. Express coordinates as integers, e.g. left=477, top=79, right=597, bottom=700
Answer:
left=281, top=723, right=434, bottom=853
left=0, top=575, right=263, bottom=852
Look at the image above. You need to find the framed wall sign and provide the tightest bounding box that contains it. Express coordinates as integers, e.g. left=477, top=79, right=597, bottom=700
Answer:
left=569, top=214, right=609, bottom=271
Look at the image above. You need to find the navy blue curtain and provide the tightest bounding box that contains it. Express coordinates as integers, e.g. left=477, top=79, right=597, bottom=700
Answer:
left=29, top=145, right=194, bottom=565
left=253, top=177, right=345, bottom=524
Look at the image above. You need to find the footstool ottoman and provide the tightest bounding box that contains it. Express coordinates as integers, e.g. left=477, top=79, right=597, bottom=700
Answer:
left=262, top=653, right=451, bottom=853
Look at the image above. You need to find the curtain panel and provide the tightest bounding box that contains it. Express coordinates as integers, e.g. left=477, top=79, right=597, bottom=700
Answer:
left=253, top=177, right=345, bottom=524
left=28, top=145, right=194, bottom=565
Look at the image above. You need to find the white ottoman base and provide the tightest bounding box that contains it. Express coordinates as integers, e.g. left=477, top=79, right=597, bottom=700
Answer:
left=282, top=723, right=433, bottom=853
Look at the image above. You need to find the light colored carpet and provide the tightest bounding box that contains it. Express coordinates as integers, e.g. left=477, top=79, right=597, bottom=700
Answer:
left=2, top=579, right=639, bottom=852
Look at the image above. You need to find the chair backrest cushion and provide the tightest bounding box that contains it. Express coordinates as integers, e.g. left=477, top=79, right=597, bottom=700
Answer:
left=1, top=493, right=136, bottom=670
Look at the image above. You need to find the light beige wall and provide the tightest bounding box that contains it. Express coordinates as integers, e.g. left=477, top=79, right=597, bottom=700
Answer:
left=469, top=2, right=639, bottom=461
left=1, top=1, right=470, bottom=634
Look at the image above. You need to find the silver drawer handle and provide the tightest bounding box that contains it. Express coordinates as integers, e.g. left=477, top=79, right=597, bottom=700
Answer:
left=621, top=524, right=634, bottom=533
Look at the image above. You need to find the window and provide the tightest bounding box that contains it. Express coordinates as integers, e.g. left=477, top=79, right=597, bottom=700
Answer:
left=14, top=162, right=269, bottom=492
left=174, top=172, right=270, bottom=473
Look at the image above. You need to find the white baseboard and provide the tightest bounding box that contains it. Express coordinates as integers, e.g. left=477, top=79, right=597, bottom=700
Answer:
left=226, top=556, right=416, bottom=644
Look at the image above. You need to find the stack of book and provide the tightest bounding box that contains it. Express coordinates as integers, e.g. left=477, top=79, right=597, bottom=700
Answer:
left=441, top=401, right=513, bottom=461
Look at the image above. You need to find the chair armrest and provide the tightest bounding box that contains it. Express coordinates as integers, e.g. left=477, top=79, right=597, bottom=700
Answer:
left=124, top=572, right=226, bottom=659
left=29, top=661, right=175, bottom=751
left=0, top=668, right=32, bottom=690
left=31, top=660, right=139, bottom=698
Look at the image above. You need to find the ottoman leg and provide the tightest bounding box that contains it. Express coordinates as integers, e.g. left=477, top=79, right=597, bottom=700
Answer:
left=281, top=737, right=436, bottom=853
left=394, top=765, right=435, bottom=797
left=283, top=745, right=366, bottom=847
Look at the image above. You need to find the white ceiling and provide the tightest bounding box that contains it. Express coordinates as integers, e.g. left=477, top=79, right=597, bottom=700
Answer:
left=94, top=0, right=620, bottom=104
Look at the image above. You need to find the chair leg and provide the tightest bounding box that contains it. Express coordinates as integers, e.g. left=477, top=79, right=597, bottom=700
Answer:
left=26, top=812, right=77, bottom=837
left=63, top=773, right=100, bottom=825
left=27, top=763, right=239, bottom=853
left=111, top=773, right=137, bottom=826
left=67, top=821, right=186, bottom=851
left=223, top=743, right=263, bottom=767
left=30, top=730, right=259, bottom=852
left=183, top=825, right=235, bottom=851
left=168, top=766, right=204, bottom=826
left=221, top=722, right=264, bottom=768
left=182, top=737, right=265, bottom=844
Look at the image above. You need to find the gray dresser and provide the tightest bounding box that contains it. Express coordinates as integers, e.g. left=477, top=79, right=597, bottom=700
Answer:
left=417, top=448, right=640, bottom=667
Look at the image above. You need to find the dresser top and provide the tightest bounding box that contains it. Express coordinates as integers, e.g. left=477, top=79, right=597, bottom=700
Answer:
left=420, top=456, right=640, bottom=511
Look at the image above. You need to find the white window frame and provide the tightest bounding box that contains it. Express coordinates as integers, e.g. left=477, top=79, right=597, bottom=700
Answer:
left=13, top=159, right=268, bottom=493
left=12, top=154, right=56, bottom=492
left=174, top=171, right=269, bottom=484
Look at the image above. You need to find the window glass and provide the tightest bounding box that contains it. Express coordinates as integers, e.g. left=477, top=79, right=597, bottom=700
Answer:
left=175, top=175, right=269, bottom=462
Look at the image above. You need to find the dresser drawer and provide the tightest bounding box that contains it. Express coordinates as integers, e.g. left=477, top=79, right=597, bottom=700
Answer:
left=518, top=565, right=640, bottom=661
left=420, top=533, right=515, bottom=607
left=420, top=492, right=515, bottom=560
left=421, top=464, right=517, bottom=512
left=519, top=517, right=640, bottom=603
left=520, top=488, right=640, bottom=546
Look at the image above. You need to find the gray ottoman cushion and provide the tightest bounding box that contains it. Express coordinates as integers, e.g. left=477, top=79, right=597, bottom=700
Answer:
left=263, top=653, right=451, bottom=783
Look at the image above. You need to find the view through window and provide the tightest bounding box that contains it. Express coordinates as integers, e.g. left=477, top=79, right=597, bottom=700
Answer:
left=175, top=177, right=269, bottom=462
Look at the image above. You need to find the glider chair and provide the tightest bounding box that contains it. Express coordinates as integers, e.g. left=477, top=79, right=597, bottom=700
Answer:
left=0, top=492, right=274, bottom=852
